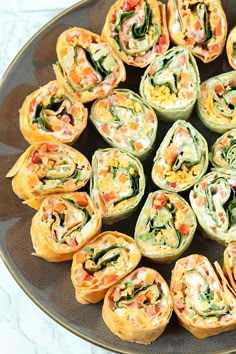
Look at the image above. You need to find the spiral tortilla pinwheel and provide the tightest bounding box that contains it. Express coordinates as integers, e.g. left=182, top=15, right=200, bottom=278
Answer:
left=53, top=27, right=126, bottom=103
left=151, top=120, right=208, bottom=192
left=89, top=88, right=158, bottom=159
left=102, top=0, right=169, bottom=68
left=25, top=192, right=102, bottom=262
left=102, top=267, right=173, bottom=344
left=167, top=0, right=227, bottom=63
left=223, top=242, right=236, bottom=292
left=6, top=141, right=91, bottom=200
left=134, top=190, right=196, bottom=263
left=209, top=128, right=236, bottom=175
left=90, top=148, right=145, bottom=224
left=71, top=231, right=141, bottom=304
left=171, top=254, right=236, bottom=338
left=197, top=71, right=236, bottom=133
left=189, top=171, right=236, bottom=245
left=226, top=26, right=236, bottom=70
left=139, top=46, right=200, bottom=122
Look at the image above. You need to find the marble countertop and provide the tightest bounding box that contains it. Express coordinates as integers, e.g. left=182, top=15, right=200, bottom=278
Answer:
left=0, top=2, right=115, bottom=353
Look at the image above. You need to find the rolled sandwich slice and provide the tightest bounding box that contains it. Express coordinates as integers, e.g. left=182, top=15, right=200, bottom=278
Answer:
left=25, top=192, right=102, bottom=262
left=90, top=148, right=145, bottom=224
left=6, top=141, right=92, bottom=200
left=53, top=27, right=126, bottom=103
left=167, top=0, right=227, bottom=63
left=151, top=120, right=208, bottom=192
left=90, top=89, right=158, bottom=159
left=189, top=171, right=236, bottom=245
left=134, top=191, right=197, bottom=263
left=197, top=71, right=236, bottom=133
left=226, top=26, right=236, bottom=70
left=102, top=267, right=173, bottom=345
left=139, top=46, right=200, bottom=121
left=71, top=231, right=141, bottom=304
left=170, top=254, right=236, bottom=339
left=102, top=0, right=169, bottom=68
left=19, top=80, right=88, bottom=145
left=209, top=128, right=236, bottom=175
left=223, top=242, right=236, bottom=292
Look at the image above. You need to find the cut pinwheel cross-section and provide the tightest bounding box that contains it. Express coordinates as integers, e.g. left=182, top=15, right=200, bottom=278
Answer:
left=209, top=128, right=236, bottom=175
left=6, top=141, right=92, bottom=200
left=71, top=231, right=141, bottom=304
left=197, top=71, right=236, bottom=133
left=139, top=46, right=200, bottom=122
left=53, top=27, right=126, bottom=103
left=134, top=190, right=197, bottom=263
left=89, top=88, right=158, bottom=159
left=25, top=192, right=102, bottom=262
left=189, top=171, right=236, bottom=245
left=226, top=25, right=236, bottom=70
left=151, top=120, right=208, bottom=192
left=102, top=267, right=173, bottom=344
left=167, top=0, right=227, bottom=63
left=19, top=80, right=88, bottom=146
left=102, top=0, right=170, bottom=68
left=170, top=254, right=236, bottom=338
left=223, top=242, right=236, bottom=292
left=90, top=147, right=145, bottom=224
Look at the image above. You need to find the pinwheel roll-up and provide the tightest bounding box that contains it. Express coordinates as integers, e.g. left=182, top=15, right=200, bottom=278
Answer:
left=197, top=71, right=236, bottom=133
left=189, top=171, right=236, bottom=245
left=151, top=120, right=208, bottom=192
left=102, top=267, right=173, bottom=345
left=89, top=89, right=158, bottom=159
left=71, top=231, right=141, bottom=304
left=209, top=128, right=236, bottom=175
left=134, top=191, right=196, bottom=263
left=102, top=0, right=169, bottom=68
left=139, top=46, right=200, bottom=121
left=223, top=242, right=236, bottom=292
left=6, top=141, right=91, bottom=200
left=53, top=27, right=126, bottom=103
left=25, top=192, right=101, bottom=262
left=19, top=80, right=88, bottom=145
left=90, top=148, right=145, bottom=224
left=167, top=0, right=227, bottom=63
left=226, top=26, right=236, bottom=70
left=170, top=254, right=236, bottom=339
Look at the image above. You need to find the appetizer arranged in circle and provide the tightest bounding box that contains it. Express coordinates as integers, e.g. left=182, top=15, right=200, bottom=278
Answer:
left=19, top=80, right=88, bottom=145
left=71, top=231, right=141, bottom=304
left=171, top=254, right=236, bottom=338
left=151, top=120, right=208, bottom=192
left=102, top=0, right=169, bottom=68
left=90, top=148, right=145, bottom=224
left=139, top=46, right=200, bottom=121
left=53, top=27, right=126, bottom=103
left=226, top=26, right=236, bottom=70
left=167, top=0, right=227, bottom=63
left=189, top=171, right=236, bottom=245
left=25, top=192, right=101, bottom=262
left=102, top=267, right=173, bottom=345
left=223, top=242, right=236, bottom=292
left=197, top=71, right=236, bottom=133
left=6, top=141, right=92, bottom=200
left=209, top=128, right=236, bottom=175
left=134, top=191, right=196, bottom=264
left=90, top=89, right=158, bottom=159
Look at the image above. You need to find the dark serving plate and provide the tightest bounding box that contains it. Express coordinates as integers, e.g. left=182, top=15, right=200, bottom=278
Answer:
left=0, top=1, right=236, bottom=353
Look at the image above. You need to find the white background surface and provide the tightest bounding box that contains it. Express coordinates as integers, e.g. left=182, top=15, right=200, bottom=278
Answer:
left=0, top=1, right=115, bottom=353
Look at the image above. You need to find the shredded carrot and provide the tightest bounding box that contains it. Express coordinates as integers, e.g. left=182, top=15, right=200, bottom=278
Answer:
left=129, top=121, right=139, bottom=130
left=119, top=173, right=128, bottom=183
left=133, top=141, right=143, bottom=151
